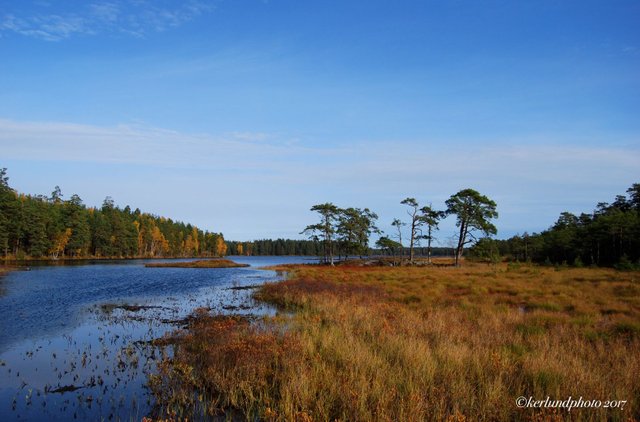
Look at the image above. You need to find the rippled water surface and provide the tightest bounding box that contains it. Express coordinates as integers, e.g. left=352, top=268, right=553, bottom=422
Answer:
left=0, top=256, right=313, bottom=421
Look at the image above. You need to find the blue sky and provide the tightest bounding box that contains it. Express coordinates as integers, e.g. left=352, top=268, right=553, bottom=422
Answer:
left=1, top=0, right=639, bottom=242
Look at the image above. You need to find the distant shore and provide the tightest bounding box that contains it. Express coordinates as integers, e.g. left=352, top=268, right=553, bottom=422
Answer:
left=0, top=255, right=323, bottom=265
left=1, top=256, right=230, bottom=265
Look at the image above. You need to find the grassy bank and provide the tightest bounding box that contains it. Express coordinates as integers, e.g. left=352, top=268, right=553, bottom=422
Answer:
left=145, top=259, right=249, bottom=268
left=149, top=263, right=640, bottom=421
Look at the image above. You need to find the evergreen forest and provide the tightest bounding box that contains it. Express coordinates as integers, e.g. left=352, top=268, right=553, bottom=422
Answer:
left=0, top=168, right=227, bottom=259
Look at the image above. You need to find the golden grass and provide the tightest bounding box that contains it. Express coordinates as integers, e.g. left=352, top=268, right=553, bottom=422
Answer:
left=145, top=259, right=249, bottom=268
left=150, top=263, right=640, bottom=421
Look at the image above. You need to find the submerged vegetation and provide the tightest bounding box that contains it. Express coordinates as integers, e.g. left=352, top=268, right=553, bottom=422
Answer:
left=149, top=262, right=640, bottom=421
left=145, top=259, right=249, bottom=268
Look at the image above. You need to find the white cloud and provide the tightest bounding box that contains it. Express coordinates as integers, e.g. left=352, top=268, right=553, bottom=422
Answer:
left=2, top=118, right=637, bottom=187
left=228, top=131, right=272, bottom=143
left=0, top=1, right=215, bottom=41
left=0, top=13, right=88, bottom=41
left=1, top=117, right=638, bottom=240
left=90, top=3, right=120, bottom=23
left=0, top=119, right=345, bottom=193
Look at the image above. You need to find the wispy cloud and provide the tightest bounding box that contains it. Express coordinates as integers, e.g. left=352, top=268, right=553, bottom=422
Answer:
left=0, top=118, right=302, bottom=170
left=1, top=118, right=637, bottom=238
left=0, top=13, right=90, bottom=41
left=0, top=1, right=215, bottom=41
left=1, top=118, right=637, bottom=182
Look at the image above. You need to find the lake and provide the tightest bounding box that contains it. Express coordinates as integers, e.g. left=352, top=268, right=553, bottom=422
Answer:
left=0, top=256, right=314, bottom=421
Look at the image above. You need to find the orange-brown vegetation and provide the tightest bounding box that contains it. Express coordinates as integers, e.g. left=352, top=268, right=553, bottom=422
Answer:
left=150, top=263, right=640, bottom=421
left=144, top=259, right=249, bottom=268
left=149, top=310, right=302, bottom=419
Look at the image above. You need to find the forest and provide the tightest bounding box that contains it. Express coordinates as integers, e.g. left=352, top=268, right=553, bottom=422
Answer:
left=225, top=239, right=322, bottom=256
left=300, top=185, right=640, bottom=269
left=472, top=183, right=640, bottom=268
left=2, top=166, right=638, bottom=267
left=0, top=168, right=227, bottom=259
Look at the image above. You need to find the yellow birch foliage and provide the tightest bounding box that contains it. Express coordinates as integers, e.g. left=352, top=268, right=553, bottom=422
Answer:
left=192, top=227, right=199, bottom=254
left=49, top=228, right=72, bottom=258
left=216, top=237, right=227, bottom=257
left=151, top=226, right=169, bottom=256
left=133, top=220, right=143, bottom=252
left=185, top=235, right=195, bottom=256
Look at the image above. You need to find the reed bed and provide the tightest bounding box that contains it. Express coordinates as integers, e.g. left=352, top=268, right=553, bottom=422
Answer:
left=149, top=263, right=640, bottom=421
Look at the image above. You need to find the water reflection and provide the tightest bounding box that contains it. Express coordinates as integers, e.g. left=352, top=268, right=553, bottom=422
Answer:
left=0, top=256, right=310, bottom=421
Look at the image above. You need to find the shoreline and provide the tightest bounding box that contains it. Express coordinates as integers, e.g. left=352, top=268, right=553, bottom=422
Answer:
left=2, top=256, right=224, bottom=264
left=0, top=260, right=277, bottom=421
left=1, top=255, right=322, bottom=265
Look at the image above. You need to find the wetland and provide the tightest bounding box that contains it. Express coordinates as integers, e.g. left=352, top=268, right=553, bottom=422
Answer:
left=0, top=256, right=312, bottom=421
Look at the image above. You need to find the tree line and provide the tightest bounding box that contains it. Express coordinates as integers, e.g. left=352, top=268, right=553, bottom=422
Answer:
left=472, top=183, right=640, bottom=268
left=225, top=239, right=322, bottom=256
left=303, top=188, right=498, bottom=266
left=223, top=239, right=453, bottom=258
left=0, top=168, right=227, bottom=259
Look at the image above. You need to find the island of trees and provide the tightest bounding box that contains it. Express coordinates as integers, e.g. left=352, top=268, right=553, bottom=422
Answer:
left=301, top=189, right=498, bottom=266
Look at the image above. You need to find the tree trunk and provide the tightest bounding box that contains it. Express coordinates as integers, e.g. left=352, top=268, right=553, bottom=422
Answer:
left=409, top=219, right=415, bottom=264
left=427, top=226, right=432, bottom=264
left=455, top=222, right=467, bottom=267
left=329, top=239, right=334, bottom=266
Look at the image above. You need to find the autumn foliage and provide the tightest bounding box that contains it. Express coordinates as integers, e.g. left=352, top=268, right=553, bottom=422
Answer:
left=151, top=263, right=640, bottom=421
left=0, top=169, right=226, bottom=259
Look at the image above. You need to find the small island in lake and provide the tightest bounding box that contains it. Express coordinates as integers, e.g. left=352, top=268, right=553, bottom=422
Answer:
left=145, top=259, right=249, bottom=269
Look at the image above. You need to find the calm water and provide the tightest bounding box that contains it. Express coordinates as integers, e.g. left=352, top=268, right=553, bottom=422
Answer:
left=0, top=256, right=314, bottom=421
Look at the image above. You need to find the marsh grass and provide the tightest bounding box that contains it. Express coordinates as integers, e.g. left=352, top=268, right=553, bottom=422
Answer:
left=150, top=263, right=640, bottom=421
